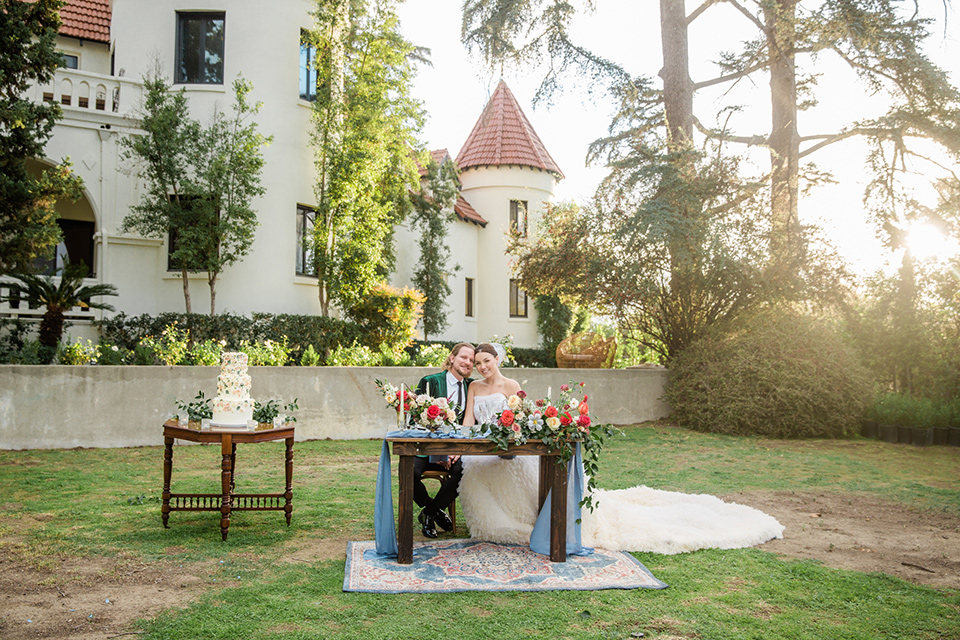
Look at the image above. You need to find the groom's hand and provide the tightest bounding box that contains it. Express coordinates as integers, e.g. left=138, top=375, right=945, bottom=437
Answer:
left=441, top=455, right=460, bottom=469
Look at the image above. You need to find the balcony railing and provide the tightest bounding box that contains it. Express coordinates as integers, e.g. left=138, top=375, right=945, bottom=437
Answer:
left=0, top=276, right=105, bottom=323
left=29, top=68, right=142, bottom=118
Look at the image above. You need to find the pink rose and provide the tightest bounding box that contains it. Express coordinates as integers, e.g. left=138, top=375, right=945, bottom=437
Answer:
left=426, top=404, right=442, bottom=420
left=518, top=390, right=527, bottom=399
left=577, top=414, right=591, bottom=428
left=499, top=409, right=515, bottom=427
left=560, top=384, right=570, bottom=392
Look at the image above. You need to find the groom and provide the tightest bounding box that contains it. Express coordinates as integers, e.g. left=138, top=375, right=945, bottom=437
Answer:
left=412, top=342, right=475, bottom=538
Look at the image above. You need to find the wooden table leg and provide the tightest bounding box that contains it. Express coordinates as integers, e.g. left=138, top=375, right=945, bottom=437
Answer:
left=161, top=436, right=173, bottom=528
left=229, top=442, right=237, bottom=493
left=397, top=454, right=414, bottom=564
left=538, top=455, right=551, bottom=512
left=284, top=436, right=294, bottom=526
left=220, top=433, right=233, bottom=541
left=549, top=455, right=567, bottom=563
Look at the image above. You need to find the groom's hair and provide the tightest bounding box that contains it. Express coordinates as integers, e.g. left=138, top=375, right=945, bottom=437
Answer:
left=444, top=342, right=475, bottom=370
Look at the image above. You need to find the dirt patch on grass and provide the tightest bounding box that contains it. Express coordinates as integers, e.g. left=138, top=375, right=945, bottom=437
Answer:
left=1, top=490, right=958, bottom=639
left=0, top=550, right=209, bottom=640
left=729, top=490, right=960, bottom=589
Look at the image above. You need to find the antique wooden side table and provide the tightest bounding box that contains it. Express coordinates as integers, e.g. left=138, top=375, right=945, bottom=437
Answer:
left=161, top=420, right=295, bottom=540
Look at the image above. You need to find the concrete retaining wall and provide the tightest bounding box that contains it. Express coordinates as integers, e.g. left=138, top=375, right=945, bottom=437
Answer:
left=0, top=365, right=670, bottom=450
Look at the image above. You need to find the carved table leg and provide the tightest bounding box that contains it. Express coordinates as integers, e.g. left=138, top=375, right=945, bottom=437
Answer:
left=284, top=436, right=294, bottom=526
left=162, top=436, right=173, bottom=528
left=229, top=442, right=237, bottom=493
left=220, top=433, right=233, bottom=541
left=397, top=454, right=414, bottom=564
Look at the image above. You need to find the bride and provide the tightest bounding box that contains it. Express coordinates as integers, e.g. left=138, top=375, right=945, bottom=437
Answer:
left=458, top=343, right=785, bottom=554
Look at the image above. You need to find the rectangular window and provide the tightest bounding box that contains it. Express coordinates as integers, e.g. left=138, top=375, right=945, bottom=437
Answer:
left=509, top=200, right=527, bottom=236
left=465, top=277, right=474, bottom=317
left=509, top=279, right=528, bottom=318
left=296, top=204, right=317, bottom=277
left=175, top=12, right=225, bottom=84
left=299, top=31, right=317, bottom=101
left=61, top=54, right=79, bottom=69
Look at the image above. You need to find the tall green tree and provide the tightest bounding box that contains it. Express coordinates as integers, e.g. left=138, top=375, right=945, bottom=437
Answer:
left=0, top=0, right=84, bottom=275
left=308, top=0, right=425, bottom=316
left=410, top=154, right=459, bottom=339
left=121, top=71, right=269, bottom=316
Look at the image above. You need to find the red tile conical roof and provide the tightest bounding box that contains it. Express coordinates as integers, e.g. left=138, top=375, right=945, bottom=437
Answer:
left=456, top=80, right=563, bottom=179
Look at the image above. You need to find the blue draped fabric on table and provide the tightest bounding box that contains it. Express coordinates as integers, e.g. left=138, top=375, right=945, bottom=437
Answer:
left=373, top=430, right=592, bottom=559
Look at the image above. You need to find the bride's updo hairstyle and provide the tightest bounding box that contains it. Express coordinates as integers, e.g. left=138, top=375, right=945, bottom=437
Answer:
left=476, top=342, right=505, bottom=366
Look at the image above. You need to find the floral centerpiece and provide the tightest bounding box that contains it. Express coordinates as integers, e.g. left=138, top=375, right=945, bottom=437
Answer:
left=375, top=380, right=460, bottom=432
left=483, top=382, right=621, bottom=512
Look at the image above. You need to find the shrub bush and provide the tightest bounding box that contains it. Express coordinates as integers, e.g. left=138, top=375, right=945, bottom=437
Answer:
left=665, top=311, right=872, bottom=438
left=345, top=284, right=423, bottom=355
left=871, top=393, right=960, bottom=429
left=57, top=339, right=99, bottom=365
left=96, top=312, right=365, bottom=364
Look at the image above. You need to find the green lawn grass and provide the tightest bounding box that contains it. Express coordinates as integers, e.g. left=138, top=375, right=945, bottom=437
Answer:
left=1, top=423, right=958, bottom=639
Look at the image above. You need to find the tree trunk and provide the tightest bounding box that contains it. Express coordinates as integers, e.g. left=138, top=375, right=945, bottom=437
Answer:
left=764, top=0, right=803, bottom=276
left=181, top=267, right=192, bottom=315
left=208, top=272, right=217, bottom=317
left=658, top=0, right=701, bottom=358
left=38, top=309, right=64, bottom=349
left=659, top=0, right=694, bottom=148
left=315, top=0, right=350, bottom=317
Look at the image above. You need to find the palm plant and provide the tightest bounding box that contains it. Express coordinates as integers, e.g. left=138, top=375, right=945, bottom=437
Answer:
left=2, top=261, right=118, bottom=360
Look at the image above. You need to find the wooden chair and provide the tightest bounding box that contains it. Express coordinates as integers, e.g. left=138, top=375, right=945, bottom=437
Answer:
left=420, top=469, right=457, bottom=533
left=556, top=332, right=617, bottom=369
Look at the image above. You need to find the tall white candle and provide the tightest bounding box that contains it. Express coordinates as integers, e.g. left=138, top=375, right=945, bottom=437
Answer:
left=400, top=383, right=405, bottom=427
left=547, top=386, right=551, bottom=400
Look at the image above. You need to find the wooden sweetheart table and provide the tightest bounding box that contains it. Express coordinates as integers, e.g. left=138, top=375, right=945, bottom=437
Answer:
left=387, top=436, right=569, bottom=564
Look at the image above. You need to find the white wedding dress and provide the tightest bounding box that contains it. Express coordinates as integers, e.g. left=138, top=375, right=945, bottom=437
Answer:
left=458, top=393, right=785, bottom=554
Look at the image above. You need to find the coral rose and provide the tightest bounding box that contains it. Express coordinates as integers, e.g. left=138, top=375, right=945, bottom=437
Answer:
left=578, top=402, right=589, bottom=415
left=544, top=405, right=558, bottom=418
left=499, top=409, right=515, bottom=427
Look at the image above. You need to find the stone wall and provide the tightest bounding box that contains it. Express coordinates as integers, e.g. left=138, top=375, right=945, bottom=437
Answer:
left=0, top=365, right=670, bottom=450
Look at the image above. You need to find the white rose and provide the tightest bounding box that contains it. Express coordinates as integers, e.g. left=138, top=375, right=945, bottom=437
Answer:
left=416, top=394, right=430, bottom=406
left=568, top=398, right=579, bottom=409
left=547, top=416, right=561, bottom=430
left=507, top=395, right=522, bottom=410
left=436, top=397, right=449, bottom=409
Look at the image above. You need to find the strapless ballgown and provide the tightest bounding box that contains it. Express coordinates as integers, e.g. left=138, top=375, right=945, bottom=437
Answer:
left=458, top=393, right=785, bottom=554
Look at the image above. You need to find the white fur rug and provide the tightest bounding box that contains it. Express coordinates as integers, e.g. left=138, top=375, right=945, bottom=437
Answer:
left=459, top=456, right=785, bottom=555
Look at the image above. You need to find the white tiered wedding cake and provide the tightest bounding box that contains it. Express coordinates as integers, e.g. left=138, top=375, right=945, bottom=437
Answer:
left=211, top=352, right=255, bottom=428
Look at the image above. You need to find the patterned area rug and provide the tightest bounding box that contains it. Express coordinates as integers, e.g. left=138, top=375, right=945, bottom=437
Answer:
left=343, top=539, right=668, bottom=593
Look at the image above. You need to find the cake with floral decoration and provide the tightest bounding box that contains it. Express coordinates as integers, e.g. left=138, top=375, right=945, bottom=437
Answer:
left=211, top=352, right=254, bottom=427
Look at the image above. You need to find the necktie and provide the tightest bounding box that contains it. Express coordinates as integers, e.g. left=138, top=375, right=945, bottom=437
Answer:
left=456, top=381, right=463, bottom=408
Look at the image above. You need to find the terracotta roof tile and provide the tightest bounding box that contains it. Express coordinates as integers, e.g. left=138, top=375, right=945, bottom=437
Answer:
left=456, top=80, right=563, bottom=179
left=454, top=195, right=487, bottom=227
left=59, top=0, right=111, bottom=44
left=417, top=148, right=454, bottom=177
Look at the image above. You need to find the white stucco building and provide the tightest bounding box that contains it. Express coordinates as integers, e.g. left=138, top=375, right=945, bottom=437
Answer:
left=4, top=0, right=564, bottom=348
